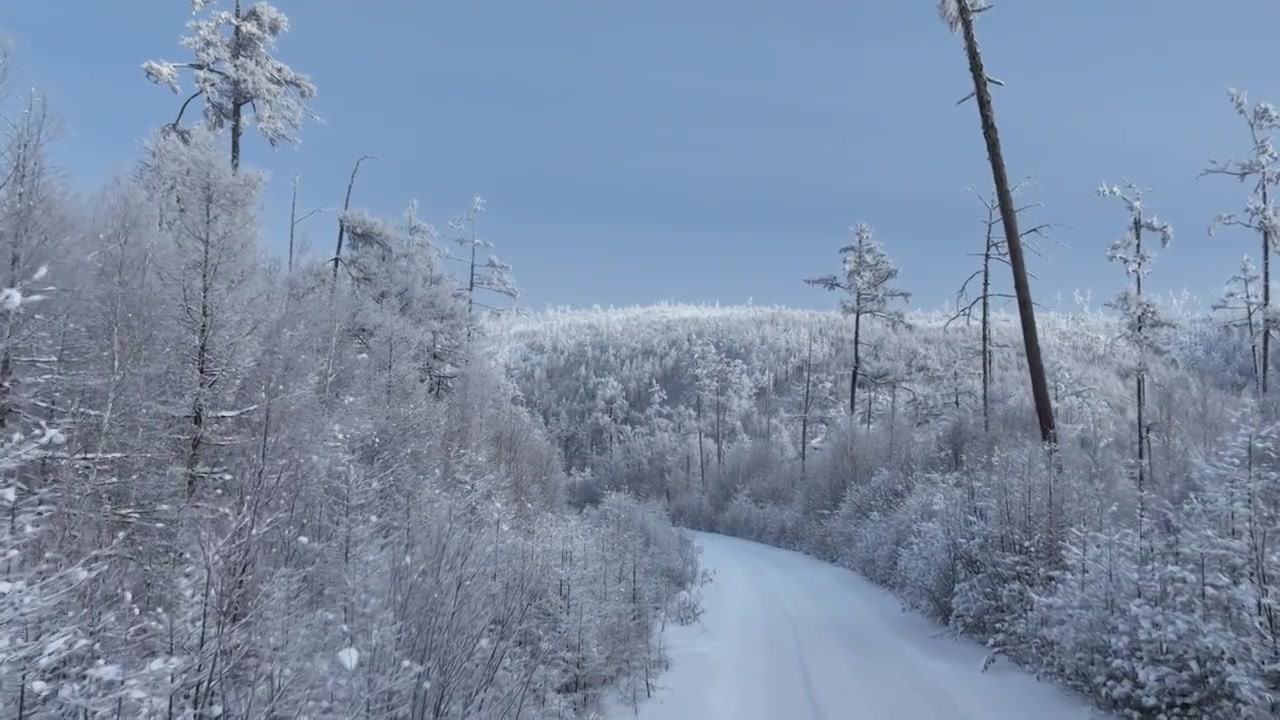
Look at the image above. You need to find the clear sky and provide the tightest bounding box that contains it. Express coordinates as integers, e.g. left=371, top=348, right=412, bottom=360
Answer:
left=3, top=1, right=1278, bottom=313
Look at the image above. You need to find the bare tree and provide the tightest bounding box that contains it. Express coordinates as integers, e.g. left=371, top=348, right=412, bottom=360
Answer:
left=331, top=155, right=377, bottom=281
left=948, top=180, right=1053, bottom=433
left=287, top=173, right=328, bottom=273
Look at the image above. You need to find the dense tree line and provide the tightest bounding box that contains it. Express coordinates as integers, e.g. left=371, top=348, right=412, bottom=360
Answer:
left=0, top=2, right=700, bottom=717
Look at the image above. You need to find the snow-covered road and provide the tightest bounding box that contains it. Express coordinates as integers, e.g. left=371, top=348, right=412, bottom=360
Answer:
left=618, top=531, right=1102, bottom=719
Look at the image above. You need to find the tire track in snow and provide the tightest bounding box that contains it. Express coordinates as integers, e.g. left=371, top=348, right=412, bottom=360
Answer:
left=743, top=542, right=828, bottom=720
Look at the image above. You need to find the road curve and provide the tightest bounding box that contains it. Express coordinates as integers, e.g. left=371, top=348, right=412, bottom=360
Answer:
left=622, top=532, right=1102, bottom=720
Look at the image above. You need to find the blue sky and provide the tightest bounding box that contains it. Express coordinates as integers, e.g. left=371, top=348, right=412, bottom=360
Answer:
left=3, top=1, right=1278, bottom=312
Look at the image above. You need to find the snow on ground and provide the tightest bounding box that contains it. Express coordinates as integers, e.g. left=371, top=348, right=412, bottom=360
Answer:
left=612, top=531, right=1108, bottom=720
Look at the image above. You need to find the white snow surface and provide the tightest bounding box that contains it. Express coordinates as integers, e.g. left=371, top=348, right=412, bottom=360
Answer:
left=616, top=532, right=1106, bottom=720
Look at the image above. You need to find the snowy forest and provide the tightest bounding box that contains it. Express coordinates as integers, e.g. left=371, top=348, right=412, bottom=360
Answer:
left=0, top=2, right=701, bottom=718
left=496, top=6, right=1280, bottom=720
left=4, top=0, right=1280, bottom=719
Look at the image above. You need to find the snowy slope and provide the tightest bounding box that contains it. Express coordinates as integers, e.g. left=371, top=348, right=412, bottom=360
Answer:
left=615, top=532, right=1106, bottom=720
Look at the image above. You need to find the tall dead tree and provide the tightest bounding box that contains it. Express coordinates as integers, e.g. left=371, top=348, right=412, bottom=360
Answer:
left=939, top=0, right=1057, bottom=447
left=332, top=155, right=377, bottom=281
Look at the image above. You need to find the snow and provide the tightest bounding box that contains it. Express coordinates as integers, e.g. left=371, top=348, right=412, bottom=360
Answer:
left=619, top=532, right=1106, bottom=720
left=336, top=647, right=359, bottom=671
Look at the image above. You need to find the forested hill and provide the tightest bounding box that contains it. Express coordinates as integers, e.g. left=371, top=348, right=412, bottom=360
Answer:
left=494, top=301, right=1246, bottom=492
left=493, top=301, right=1277, bottom=717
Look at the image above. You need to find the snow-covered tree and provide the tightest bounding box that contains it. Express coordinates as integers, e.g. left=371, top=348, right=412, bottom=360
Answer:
left=143, top=0, right=317, bottom=170
left=448, top=196, right=520, bottom=328
left=139, top=126, right=264, bottom=496
left=1203, top=89, right=1280, bottom=395
left=1215, top=255, right=1265, bottom=392
left=806, top=223, right=909, bottom=421
left=1099, top=181, right=1175, bottom=576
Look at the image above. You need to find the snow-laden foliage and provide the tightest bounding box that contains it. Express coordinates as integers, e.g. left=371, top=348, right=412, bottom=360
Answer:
left=1204, top=88, right=1280, bottom=397
left=143, top=0, right=317, bottom=167
left=448, top=195, right=521, bottom=321
left=937, top=0, right=990, bottom=34
left=805, top=223, right=909, bottom=324
left=0, top=72, right=699, bottom=718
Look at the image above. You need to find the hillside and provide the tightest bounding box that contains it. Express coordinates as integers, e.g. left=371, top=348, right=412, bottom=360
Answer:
left=494, top=301, right=1276, bottom=718
left=494, top=301, right=1246, bottom=486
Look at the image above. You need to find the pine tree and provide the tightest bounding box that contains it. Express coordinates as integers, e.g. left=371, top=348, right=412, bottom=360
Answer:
left=805, top=223, right=909, bottom=420
left=143, top=0, right=317, bottom=171
left=1203, top=89, right=1280, bottom=396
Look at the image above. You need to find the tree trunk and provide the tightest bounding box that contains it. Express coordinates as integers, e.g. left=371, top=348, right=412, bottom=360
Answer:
left=955, top=1, right=1057, bottom=448
left=1262, top=182, right=1272, bottom=397
left=288, top=173, right=299, bottom=272
left=1134, top=215, right=1147, bottom=551
left=696, top=394, right=706, bottom=493
left=230, top=104, right=243, bottom=172
left=801, top=336, right=813, bottom=480
left=186, top=215, right=214, bottom=498
left=230, top=1, right=243, bottom=172
left=714, top=386, right=724, bottom=469
left=851, top=309, right=862, bottom=420
left=981, top=227, right=992, bottom=434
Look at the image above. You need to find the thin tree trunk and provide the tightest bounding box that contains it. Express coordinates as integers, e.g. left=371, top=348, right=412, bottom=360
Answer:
left=851, top=309, right=862, bottom=420
left=1262, top=182, right=1272, bottom=396
left=955, top=0, right=1057, bottom=448
left=801, top=336, right=813, bottom=480
left=288, top=173, right=299, bottom=272
left=231, top=104, right=243, bottom=172
left=714, top=386, right=724, bottom=469
left=1134, top=215, right=1148, bottom=560
left=230, top=0, right=243, bottom=172
left=332, top=155, right=377, bottom=281
left=696, top=394, right=706, bottom=493
left=981, top=221, right=992, bottom=434
left=186, top=201, right=215, bottom=498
